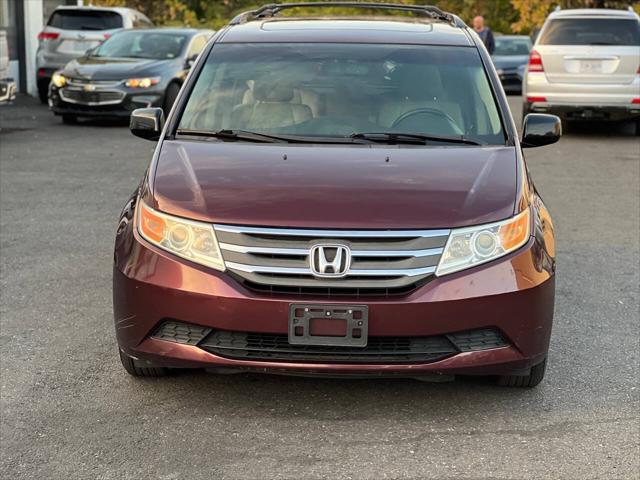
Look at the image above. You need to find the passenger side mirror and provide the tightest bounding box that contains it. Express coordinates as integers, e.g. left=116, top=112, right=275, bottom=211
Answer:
left=521, top=114, right=562, bottom=148
left=185, top=54, right=198, bottom=68
left=130, top=108, right=164, bottom=141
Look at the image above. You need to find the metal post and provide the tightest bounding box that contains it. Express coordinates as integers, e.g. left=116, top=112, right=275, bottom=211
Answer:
left=15, top=0, right=26, bottom=93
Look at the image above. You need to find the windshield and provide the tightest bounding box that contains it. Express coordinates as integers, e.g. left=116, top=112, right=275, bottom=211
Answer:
left=48, top=10, right=123, bottom=30
left=93, top=31, right=188, bottom=59
left=539, top=18, right=640, bottom=46
left=494, top=37, right=532, bottom=56
left=178, top=43, right=505, bottom=145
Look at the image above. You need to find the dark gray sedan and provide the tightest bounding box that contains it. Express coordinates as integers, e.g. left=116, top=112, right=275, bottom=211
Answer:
left=491, top=35, right=532, bottom=94
left=48, top=28, right=212, bottom=124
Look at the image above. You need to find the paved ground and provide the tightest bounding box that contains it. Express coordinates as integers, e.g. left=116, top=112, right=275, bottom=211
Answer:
left=1, top=96, right=638, bottom=480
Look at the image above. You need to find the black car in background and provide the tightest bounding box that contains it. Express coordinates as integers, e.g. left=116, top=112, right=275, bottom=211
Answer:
left=49, top=28, right=212, bottom=123
left=491, top=35, right=532, bottom=94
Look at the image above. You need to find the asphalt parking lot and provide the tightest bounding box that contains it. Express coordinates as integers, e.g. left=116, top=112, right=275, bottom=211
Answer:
left=1, top=96, right=638, bottom=479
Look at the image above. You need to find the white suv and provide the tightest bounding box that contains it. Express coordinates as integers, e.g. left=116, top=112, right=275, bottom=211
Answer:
left=523, top=8, right=640, bottom=131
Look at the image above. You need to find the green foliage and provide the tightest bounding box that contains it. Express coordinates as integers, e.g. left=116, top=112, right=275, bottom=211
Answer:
left=89, top=0, right=640, bottom=34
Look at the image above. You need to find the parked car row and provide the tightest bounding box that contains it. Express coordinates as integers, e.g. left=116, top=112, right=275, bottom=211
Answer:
left=49, top=28, right=212, bottom=123
left=35, top=5, right=212, bottom=122
left=36, top=5, right=153, bottom=102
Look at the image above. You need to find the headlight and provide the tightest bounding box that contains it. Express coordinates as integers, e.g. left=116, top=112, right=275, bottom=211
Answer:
left=51, top=72, right=66, bottom=88
left=137, top=201, right=225, bottom=271
left=436, top=208, right=531, bottom=276
left=125, top=77, right=160, bottom=88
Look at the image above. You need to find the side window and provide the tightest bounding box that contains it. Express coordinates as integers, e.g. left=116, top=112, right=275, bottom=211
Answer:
left=187, top=35, right=207, bottom=60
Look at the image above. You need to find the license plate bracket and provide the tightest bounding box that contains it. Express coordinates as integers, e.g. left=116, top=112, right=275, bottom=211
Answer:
left=288, top=304, right=368, bottom=347
left=579, top=60, right=602, bottom=73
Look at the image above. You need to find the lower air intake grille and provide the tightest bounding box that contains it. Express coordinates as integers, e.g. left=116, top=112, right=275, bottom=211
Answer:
left=198, top=328, right=508, bottom=364
left=150, top=321, right=509, bottom=363
left=447, top=329, right=507, bottom=352
left=152, top=321, right=211, bottom=346
left=214, top=224, right=450, bottom=297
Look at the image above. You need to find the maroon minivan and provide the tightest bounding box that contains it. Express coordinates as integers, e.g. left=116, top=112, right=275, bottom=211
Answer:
left=114, top=3, right=561, bottom=387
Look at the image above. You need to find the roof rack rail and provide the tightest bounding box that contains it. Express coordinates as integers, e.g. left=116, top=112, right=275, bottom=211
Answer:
left=230, top=2, right=465, bottom=27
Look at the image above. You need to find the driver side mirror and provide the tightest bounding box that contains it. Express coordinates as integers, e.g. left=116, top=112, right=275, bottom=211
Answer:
left=130, top=108, right=164, bottom=141
left=521, top=113, right=562, bottom=148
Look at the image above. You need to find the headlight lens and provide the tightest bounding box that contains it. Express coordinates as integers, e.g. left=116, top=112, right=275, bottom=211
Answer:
left=125, top=77, right=160, bottom=88
left=436, top=208, right=531, bottom=276
left=137, top=201, right=225, bottom=271
left=51, top=72, right=66, bottom=88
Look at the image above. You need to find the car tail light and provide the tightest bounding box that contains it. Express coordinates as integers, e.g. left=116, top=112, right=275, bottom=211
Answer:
left=527, top=96, right=547, bottom=103
left=37, top=68, right=47, bottom=77
left=38, top=32, right=60, bottom=41
left=632, top=98, right=640, bottom=104
left=103, top=33, right=111, bottom=40
left=528, top=49, right=544, bottom=72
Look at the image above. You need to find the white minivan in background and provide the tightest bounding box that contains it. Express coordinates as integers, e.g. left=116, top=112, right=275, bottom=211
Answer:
left=523, top=8, right=640, bottom=133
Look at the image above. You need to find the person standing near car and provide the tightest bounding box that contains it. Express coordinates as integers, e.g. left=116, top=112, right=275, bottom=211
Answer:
left=473, top=15, right=495, bottom=54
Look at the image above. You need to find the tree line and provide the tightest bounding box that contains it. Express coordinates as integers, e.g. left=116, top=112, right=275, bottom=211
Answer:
left=92, top=0, right=640, bottom=34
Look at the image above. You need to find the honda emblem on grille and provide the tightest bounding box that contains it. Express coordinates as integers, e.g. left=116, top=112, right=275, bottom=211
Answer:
left=310, top=244, right=351, bottom=278
left=83, top=84, right=96, bottom=92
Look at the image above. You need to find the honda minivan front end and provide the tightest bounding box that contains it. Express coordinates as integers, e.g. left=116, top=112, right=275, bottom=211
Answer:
left=114, top=4, right=560, bottom=387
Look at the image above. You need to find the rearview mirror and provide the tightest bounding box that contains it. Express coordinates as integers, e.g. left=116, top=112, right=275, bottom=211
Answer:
left=130, top=108, right=164, bottom=141
left=521, top=113, right=561, bottom=148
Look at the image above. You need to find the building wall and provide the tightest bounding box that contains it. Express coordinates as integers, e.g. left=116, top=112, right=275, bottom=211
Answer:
left=24, top=0, right=44, bottom=96
left=0, top=0, right=82, bottom=96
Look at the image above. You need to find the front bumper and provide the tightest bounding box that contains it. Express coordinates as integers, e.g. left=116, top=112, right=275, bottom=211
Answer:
left=49, top=84, right=164, bottom=118
left=114, top=221, right=556, bottom=378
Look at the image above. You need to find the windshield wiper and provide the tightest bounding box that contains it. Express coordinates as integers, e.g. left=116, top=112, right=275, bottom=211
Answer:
left=350, top=132, right=483, bottom=146
left=176, top=129, right=293, bottom=143
left=176, top=129, right=372, bottom=144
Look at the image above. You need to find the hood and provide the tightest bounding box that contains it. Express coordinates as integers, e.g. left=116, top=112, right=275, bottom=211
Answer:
left=63, top=56, right=174, bottom=80
left=492, top=55, right=529, bottom=70
left=151, top=141, right=518, bottom=229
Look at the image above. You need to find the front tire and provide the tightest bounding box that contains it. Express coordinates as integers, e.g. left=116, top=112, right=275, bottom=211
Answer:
left=37, top=83, right=48, bottom=104
left=521, top=102, right=531, bottom=127
left=61, top=114, right=77, bottom=125
left=497, top=358, right=547, bottom=388
left=119, top=350, right=168, bottom=377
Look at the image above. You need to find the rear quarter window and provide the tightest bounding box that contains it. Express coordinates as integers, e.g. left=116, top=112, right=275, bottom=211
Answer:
left=48, top=10, right=123, bottom=30
left=539, top=18, right=640, bottom=46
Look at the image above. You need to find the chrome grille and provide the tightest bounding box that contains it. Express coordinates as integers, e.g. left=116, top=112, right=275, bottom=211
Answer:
left=66, top=78, right=122, bottom=88
left=59, top=88, right=125, bottom=106
left=215, top=224, right=449, bottom=294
